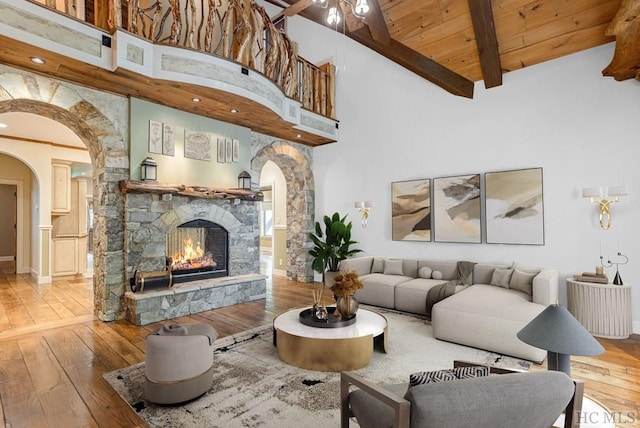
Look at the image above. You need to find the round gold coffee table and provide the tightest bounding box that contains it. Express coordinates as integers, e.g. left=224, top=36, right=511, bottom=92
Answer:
left=273, top=307, right=388, bottom=372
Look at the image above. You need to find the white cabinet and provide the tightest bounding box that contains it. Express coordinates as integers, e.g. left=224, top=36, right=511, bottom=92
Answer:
left=52, top=237, right=77, bottom=276
left=52, top=161, right=72, bottom=213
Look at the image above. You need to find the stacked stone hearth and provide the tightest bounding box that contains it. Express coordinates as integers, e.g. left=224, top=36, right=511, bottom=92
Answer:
left=122, top=189, right=266, bottom=325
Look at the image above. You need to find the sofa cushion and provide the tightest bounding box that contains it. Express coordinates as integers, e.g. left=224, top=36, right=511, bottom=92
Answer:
left=490, top=268, right=513, bottom=288
left=510, top=269, right=537, bottom=295
left=371, top=258, right=385, bottom=273
left=405, top=371, right=575, bottom=428
left=356, top=273, right=413, bottom=308
left=431, top=270, right=443, bottom=280
left=472, top=263, right=509, bottom=284
left=384, top=259, right=404, bottom=275
left=395, top=278, right=449, bottom=315
left=432, top=284, right=546, bottom=362
left=418, top=266, right=433, bottom=279
left=418, top=260, right=457, bottom=280
left=340, top=256, right=373, bottom=276
left=512, top=262, right=541, bottom=275
left=408, top=366, right=489, bottom=387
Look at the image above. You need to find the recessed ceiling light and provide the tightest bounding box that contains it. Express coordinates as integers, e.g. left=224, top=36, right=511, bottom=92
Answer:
left=192, top=97, right=201, bottom=103
left=0, top=123, right=7, bottom=129
left=230, top=109, right=238, bottom=113
left=30, top=56, right=46, bottom=64
left=296, top=134, right=301, bottom=138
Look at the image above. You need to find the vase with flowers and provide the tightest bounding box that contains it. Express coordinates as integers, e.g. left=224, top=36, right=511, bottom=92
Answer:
left=330, top=270, right=364, bottom=320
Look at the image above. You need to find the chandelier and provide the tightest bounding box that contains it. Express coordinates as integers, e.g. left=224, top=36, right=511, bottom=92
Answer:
left=311, top=0, right=370, bottom=26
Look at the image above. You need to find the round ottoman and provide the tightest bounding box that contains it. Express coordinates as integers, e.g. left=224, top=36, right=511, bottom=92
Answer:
left=145, top=323, right=218, bottom=405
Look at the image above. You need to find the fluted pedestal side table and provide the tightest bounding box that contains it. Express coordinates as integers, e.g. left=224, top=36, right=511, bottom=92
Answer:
left=566, top=278, right=631, bottom=339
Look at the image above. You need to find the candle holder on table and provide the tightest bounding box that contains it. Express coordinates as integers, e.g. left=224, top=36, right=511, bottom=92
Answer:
left=600, top=252, right=629, bottom=285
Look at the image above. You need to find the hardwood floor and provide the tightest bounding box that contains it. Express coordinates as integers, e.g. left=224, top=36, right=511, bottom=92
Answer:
left=0, top=262, right=638, bottom=427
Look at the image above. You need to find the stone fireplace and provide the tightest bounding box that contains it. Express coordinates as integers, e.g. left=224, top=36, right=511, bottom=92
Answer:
left=167, top=219, right=229, bottom=283
left=121, top=182, right=266, bottom=325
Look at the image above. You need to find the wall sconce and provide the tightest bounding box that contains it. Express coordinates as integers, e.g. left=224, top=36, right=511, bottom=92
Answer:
left=238, top=171, right=251, bottom=190
left=354, top=201, right=373, bottom=228
left=140, top=157, right=158, bottom=181
left=582, top=186, right=627, bottom=230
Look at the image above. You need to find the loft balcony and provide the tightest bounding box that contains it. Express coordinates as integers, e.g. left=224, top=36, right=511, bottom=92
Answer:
left=0, top=0, right=338, bottom=146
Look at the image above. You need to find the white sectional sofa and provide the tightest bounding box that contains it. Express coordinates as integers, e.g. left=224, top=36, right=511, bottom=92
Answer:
left=339, top=256, right=559, bottom=363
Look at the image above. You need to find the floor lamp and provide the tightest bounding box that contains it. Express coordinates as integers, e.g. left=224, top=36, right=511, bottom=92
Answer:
left=517, top=304, right=604, bottom=376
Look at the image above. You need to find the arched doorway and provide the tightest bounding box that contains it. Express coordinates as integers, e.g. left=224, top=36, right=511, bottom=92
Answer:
left=0, top=68, right=128, bottom=321
left=251, top=139, right=315, bottom=282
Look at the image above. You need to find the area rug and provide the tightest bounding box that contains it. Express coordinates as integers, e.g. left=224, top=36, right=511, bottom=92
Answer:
left=104, top=308, right=532, bottom=427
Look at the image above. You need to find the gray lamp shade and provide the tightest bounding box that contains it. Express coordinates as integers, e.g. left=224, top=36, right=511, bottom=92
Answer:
left=517, top=304, right=604, bottom=356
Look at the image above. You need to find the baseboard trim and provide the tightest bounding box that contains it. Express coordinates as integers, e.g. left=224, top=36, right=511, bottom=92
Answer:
left=0, top=256, right=14, bottom=262
left=272, top=269, right=287, bottom=277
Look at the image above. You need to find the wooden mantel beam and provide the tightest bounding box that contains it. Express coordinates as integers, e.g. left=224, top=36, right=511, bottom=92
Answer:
left=278, top=0, right=474, bottom=98
left=120, top=180, right=264, bottom=201
left=467, top=0, right=502, bottom=89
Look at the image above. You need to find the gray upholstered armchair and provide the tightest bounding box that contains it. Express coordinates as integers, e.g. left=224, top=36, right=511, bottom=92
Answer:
left=340, top=361, right=584, bottom=428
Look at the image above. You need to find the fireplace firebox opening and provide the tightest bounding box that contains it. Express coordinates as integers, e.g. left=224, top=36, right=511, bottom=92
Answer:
left=166, top=219, right=229, bottom=284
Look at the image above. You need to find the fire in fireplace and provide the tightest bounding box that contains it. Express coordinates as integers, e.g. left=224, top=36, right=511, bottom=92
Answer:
left=166, top=219, right=229, bottom=283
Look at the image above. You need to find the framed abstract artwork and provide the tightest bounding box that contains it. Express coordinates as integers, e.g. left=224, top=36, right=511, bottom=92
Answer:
left=433, top=174, right=481, bottom=243
left=391, top=179, right=431, bottom=241
left=484, top=167, right=545, bottom=245
left=183, top=129, right=211, bottom=161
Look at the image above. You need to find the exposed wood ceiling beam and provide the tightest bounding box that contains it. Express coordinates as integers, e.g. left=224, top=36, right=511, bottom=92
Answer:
left=350, top=27, right=474, bottom=98
left=363, top=0, right=390, bottom=46
left=280, top=0, right=474, bottom=98
left=467, top=0, right=502, bottom=88
left=282, top=0, right=314, bottom=17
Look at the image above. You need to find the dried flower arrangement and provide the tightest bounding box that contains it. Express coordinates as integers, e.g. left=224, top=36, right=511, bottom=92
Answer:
left=330, top=270, right=364, bottom=297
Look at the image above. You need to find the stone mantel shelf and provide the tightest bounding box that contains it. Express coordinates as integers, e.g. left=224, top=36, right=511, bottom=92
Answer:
left=120, top=180, right=263, bottom=201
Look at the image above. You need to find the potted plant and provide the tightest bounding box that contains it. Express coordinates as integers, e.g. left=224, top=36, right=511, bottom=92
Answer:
left=308, top=212, right=362, bottom=285
left=330, top=270, right=364, bottom=319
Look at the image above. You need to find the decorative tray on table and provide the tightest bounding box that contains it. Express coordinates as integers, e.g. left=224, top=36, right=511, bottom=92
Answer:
left=299, top=307, right=356, bottom=328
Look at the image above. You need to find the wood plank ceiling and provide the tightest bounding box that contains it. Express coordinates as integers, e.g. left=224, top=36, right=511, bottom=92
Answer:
left=277, top=0, right=623, bottom=94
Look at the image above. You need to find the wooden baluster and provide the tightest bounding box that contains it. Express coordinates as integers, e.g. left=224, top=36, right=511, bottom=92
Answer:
left=167, top=0, right=181, bottom=45
left=203, top=0, right=216, bottom=52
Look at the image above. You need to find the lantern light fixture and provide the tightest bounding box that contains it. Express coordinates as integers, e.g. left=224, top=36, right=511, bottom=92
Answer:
left=238, top=171, right=251, bottom=190
left=140, top=157, right=158, bottom=182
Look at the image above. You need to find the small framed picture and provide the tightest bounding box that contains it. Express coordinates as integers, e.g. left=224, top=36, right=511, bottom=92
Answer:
left=232, top=139, right=240, bottom=163
left=225, top=139, right=233, bottom=163
left=148, top=120, right=162, bottom=154
left=162, top=124, right=175, bottom=156
left=217, top=138, right=226, bottom=163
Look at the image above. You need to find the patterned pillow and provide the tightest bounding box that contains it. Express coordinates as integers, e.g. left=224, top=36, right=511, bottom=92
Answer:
left=408, top=366, right=490, bottom=387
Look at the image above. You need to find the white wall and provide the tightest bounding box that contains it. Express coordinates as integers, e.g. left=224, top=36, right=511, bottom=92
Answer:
left=276, top=10, right=640, bottom=333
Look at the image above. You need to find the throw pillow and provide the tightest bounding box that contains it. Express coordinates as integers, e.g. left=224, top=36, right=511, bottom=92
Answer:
left=383, top=260, right=404, bottom=276
left=431, top=270, right=443, bottom=280
left=371, top=258, right=385, bottom=273
left=490, top=268, right=513, bottom=288
left=418, top=267, right=433, bottom=279
left=512, top=262, right=541, bottom=275
left=509, top=269, right=537, bottom=295
left=408, top=366, right=490, bottom=387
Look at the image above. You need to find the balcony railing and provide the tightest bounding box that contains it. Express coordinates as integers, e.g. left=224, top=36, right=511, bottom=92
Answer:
left=31, top=0, right=336, bottom=119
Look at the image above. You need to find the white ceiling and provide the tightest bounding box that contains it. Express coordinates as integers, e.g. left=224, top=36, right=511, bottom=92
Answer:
left=0, top=112, right=85, bottom=147
left=0, top=111, right=92, bottom=176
